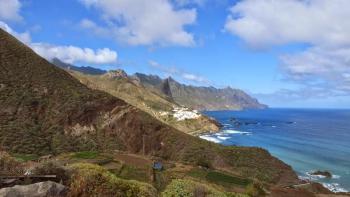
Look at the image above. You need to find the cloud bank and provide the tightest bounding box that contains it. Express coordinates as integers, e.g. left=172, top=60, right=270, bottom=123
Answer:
left=0, top=21, right=117, bottom=65
left=225, top=0, right=350, bottom=96
left=31, top=43, right=117, bottom=64
left=79, top=0, right=196, bottom=46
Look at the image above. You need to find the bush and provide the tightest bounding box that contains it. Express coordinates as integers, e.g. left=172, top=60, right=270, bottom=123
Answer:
left=162, top=179, right=244, bottom=197
left=245, top=182, right=266, bottom=197
left=196, top=157, right=212, bottom=169
left=0, top=151, right=25, bottom=175
left=68, top=163, right=157, bottom=197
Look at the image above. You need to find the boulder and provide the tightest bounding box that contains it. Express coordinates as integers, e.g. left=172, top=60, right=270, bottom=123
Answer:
left=311, top=170, right=332, bottom=178
left=0, top=181, right=67, bottom=197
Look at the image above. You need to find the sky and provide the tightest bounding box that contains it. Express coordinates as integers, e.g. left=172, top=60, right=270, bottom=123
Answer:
left=1, top=0, right=350, bottom=108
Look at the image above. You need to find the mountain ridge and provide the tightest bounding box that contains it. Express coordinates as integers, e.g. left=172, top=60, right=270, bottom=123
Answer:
left=52, top=59, right=267, bottom=111
left=131, top=73, right=268, bottom=111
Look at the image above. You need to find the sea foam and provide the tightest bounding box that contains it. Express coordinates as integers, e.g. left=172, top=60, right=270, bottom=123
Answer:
left=300, top=172, right=347, bottom=193
left=224, top=129, right=252, bottom=135
left=322, top=183, right=348, bottom=193
left=199, top=135, right=222, bottom=143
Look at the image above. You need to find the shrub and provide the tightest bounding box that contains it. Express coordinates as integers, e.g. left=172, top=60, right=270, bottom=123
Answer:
left=0, top=151, right=25, bottom=175
left=196, top=157, right=212, bottom=169
left=245, top=182, right=266, bottom=197
left=162, top=179, right=243, bottom=197
left=68, top=163, right=157, bottom=197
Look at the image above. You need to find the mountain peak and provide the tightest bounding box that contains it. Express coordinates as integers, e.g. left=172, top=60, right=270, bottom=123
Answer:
left=104, top=69, right=128, bottom=79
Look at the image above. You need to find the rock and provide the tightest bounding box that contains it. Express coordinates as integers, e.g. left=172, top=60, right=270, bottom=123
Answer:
left=105, top=69, right=128, bottom=79
left=0, top=181, right=68, bottom=197
left=311, top=170, right=332, bottom=178
left=38, top=154, right=53, bottom=162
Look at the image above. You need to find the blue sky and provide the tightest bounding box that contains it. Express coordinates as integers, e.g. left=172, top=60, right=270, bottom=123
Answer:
left=1, top=0, right=350, bottom=108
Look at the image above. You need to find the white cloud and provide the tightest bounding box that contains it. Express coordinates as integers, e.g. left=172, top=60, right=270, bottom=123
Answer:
left=0, top=0, right=22, bottom=21
left=225, top=0, right=350, bottom=94
left=281, top=46, right=350, bottom=91
left=31, top=43, right=117, bottom=64
left=0, top=21, right=118, bottom=65
left=225, top=0, right=350, bottom=48
left=79, top=19, right=109, bottom=37
left=173, top=0, right=206, bottom=6
left=149, top=60, right=208, bottom=84
left=79, top=0, right=196, bottom=46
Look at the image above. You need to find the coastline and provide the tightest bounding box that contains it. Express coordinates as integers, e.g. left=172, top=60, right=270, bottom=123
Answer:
left=200, top=109, right=350, bottom=193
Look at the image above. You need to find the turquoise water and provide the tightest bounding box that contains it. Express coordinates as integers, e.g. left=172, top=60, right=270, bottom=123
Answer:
left=202, top=109, right=350, bottom=192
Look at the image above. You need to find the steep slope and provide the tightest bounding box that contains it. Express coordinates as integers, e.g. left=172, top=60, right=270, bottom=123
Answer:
left=0, top=28, right=298, bottom=185
left=60, top=67, right=220, bottom=135
left=0, top=29, right=125, bottom=154
left=131, top=73, right=267, bottom=111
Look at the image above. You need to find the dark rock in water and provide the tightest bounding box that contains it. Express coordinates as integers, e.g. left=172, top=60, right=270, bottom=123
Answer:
left=0, top=181, right=67, bottom=197
left=234, top=122, right=242, bottom=127
left=311, top=170, right=332, bottom=178
left=229, top=117, right=237, bottom=122
left=244, top=121, right=258, bottom=125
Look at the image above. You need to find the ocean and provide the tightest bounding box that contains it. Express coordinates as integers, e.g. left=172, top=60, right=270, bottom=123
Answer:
left=201, top=108, right=350, bottom=192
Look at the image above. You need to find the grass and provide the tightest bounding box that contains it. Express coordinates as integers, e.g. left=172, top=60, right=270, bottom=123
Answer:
left=12, top=153, right=39, bottom=162
left=162, top=179, right=248, bottom=197
left=117, top=164, right=150, bottom=183
left=72, top=151, right=99, bottom=159
left=206, top=171, right=251, bottom=187
left=187, top=168, right=251, bottom=188
left=187, top=168, right=208, bottom=179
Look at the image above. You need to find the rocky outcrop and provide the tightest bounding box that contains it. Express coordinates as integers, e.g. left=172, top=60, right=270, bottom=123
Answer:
left=104, top=69, right=128, bottom=79
left=0, top=181, right=67, bottom=197
left=311, top=170, right=332, bottom=178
